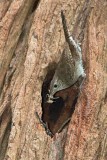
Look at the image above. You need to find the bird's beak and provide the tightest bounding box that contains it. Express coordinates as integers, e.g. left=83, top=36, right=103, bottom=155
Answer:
left=46, top=94, right=59, bottom=103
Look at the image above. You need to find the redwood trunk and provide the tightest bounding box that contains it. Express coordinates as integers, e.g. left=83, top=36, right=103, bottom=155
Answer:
left=0, top=0, right=107, bottom=160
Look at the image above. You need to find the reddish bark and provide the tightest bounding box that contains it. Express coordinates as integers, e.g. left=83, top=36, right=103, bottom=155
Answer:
left=0, top=0, right=107, bottom=160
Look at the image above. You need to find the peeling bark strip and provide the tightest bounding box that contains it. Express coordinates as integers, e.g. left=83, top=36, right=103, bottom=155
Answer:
left=64, top=0, right=107, bottom=160
left=0, top=0, right=107, bottom=160
left=0, top=106, right=12, bottom=160
left=0, top=0, right=40, bottom=159
left=0, top=0, right=37, bottom=93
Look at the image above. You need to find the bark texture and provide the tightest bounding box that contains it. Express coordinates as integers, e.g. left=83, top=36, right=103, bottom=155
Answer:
left=0, top=0, right=107, bottom=160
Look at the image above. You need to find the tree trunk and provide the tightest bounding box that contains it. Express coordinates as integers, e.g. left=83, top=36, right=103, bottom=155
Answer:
left=0, top=0, right=107, bottom=160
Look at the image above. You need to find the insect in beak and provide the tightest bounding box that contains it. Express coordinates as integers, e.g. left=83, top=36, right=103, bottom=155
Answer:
left=46, top=94, right=59, bottom=103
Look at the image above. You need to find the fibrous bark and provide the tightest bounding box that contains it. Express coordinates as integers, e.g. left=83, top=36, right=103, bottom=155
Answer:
left=0, top=0, right=107, bottom=160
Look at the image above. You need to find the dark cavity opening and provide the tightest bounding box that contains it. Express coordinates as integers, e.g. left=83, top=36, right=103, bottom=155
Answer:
left=31, top=0, right=40, bottom=13
left=41, top=62, right=80, bottom=137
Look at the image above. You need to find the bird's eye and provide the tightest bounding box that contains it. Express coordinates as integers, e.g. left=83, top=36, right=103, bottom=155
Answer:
left=54, top=84, right=57, bottom=88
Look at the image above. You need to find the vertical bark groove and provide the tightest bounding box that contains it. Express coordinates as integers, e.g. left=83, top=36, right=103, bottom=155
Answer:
left=0, top=0, right=107, bottom=160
